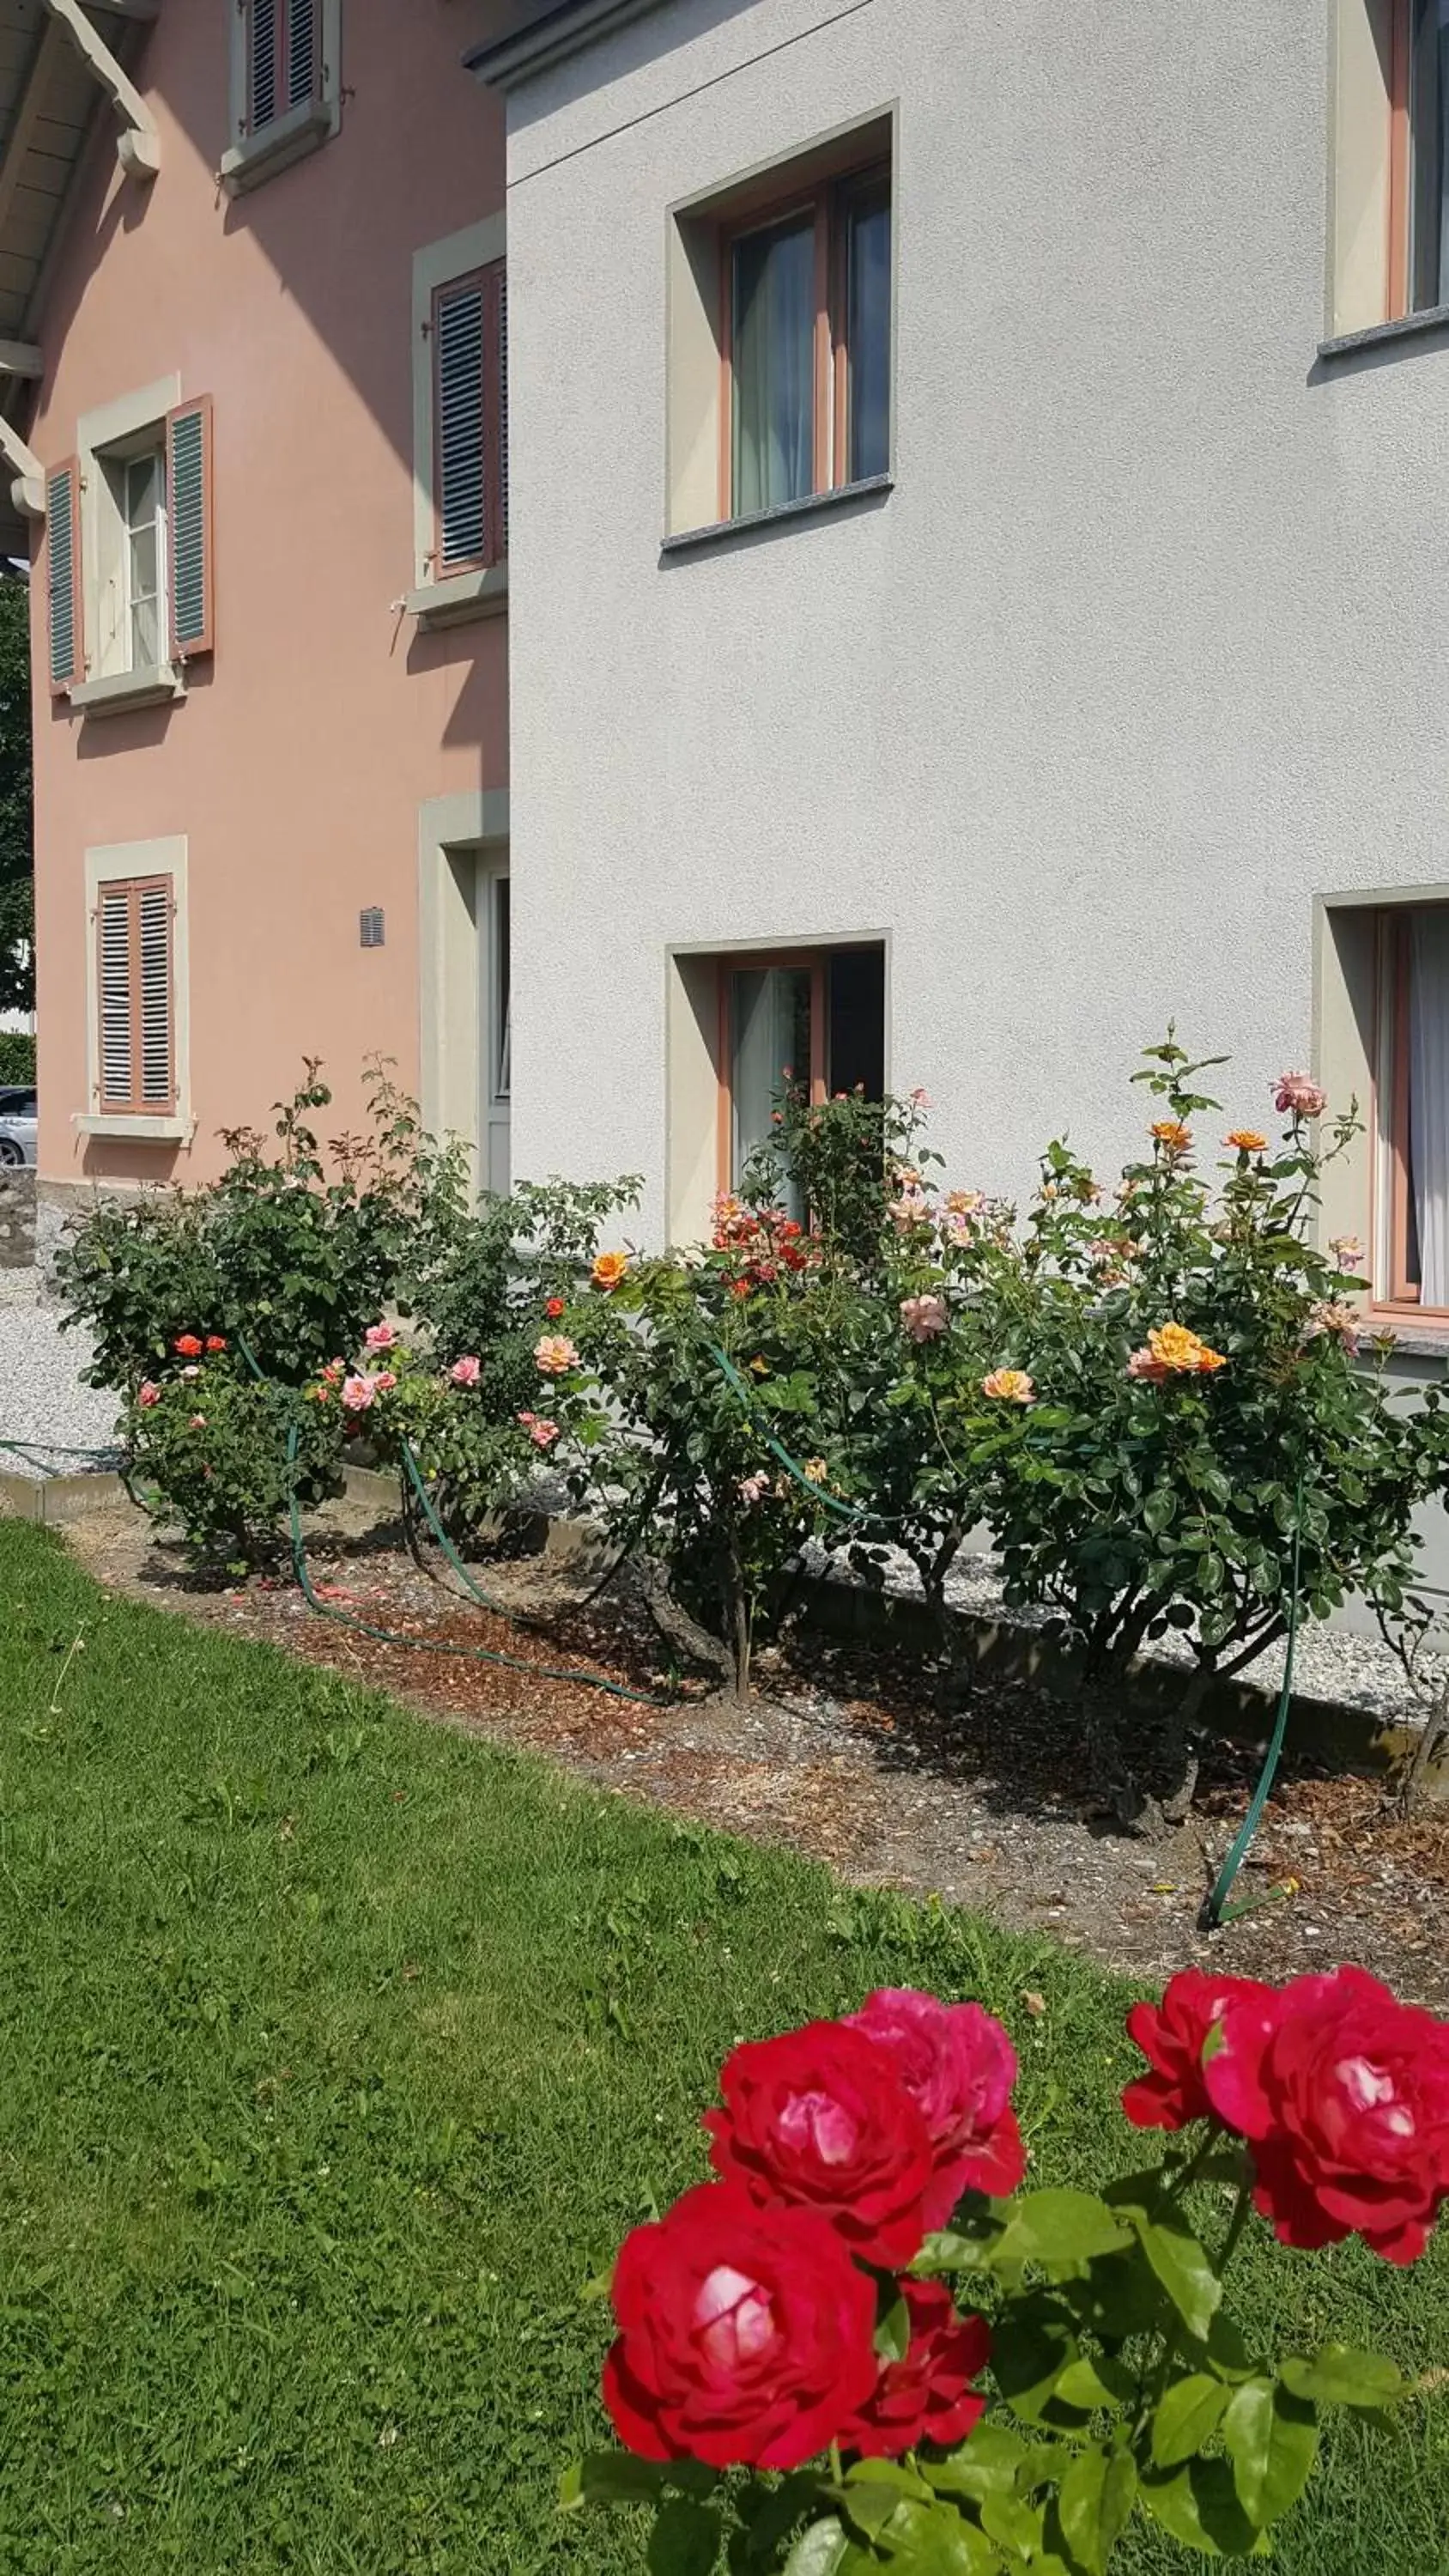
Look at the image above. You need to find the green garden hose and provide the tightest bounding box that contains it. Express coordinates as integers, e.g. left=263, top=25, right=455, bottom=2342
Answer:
left=1197, top=1485, right=1304, bottom=1934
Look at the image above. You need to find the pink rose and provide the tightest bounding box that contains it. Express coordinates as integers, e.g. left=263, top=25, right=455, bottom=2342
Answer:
left=450, top=1355, right=482, bottom=1387
left=341, top=1375, right=377, bottom=1413
left=136, top=1381, right=161, bottom=1409
left=847, top=1989, right=1026, bottom=2216
left=371, top=1370, right=397, bottom=1394
left=705, top=2020, right=936, bottom=2267
left=1126, top=1346, right=1169, bottom=1382
left=602, top=2182, right=878, bottom=2470
left=900, top=1293, right=949, bottom=1343
left=364, top=1322, right=397, bottom=1351
left=1273, top=1071, right=1328, bottom=1120
left=188, top=1414, right=207, bottom=1430
left=528, top=1417, right=560, bottom=1449
left=910, top=1087, right=934, bottom=1110
left=737, top=1470, right=772, bottom=1505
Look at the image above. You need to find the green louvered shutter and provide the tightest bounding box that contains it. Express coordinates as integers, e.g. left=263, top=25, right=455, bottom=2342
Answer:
left=433, top=262, right=506, bottom=575
left=46, top=458, right=82, bottom=692
left=166, top=398, right=214, bottom=659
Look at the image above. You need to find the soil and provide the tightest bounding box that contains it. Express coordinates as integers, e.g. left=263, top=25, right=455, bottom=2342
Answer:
left=56, top=1490, right=1449, bottom=2009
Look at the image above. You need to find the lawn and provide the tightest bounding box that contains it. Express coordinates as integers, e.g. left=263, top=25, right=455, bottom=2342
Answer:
left=0, top=1520, right=1445, bottom=2576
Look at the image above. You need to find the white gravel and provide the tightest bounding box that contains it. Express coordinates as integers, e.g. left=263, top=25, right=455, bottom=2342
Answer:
left=0, top=1291, right=121, bottom=1475
left=809, top=1538, right=1448, bottom=1735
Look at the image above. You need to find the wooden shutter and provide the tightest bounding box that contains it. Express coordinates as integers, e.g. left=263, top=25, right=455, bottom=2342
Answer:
left=167, top=397, right=214, bottom=659
left=433, top=261, right=506, bottom=576
left=246, top=0, right=322, bottom=133
left=45, top=457, right=82, bottom=693
left=97, top=878, right=174, bottom=1116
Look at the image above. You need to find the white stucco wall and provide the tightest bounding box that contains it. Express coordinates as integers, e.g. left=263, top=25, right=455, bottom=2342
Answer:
left=500, top=0, right=1449, bottom=1252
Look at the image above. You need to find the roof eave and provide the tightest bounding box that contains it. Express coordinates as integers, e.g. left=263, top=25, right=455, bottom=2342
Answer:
left=465, top=0, right=667, bottom=93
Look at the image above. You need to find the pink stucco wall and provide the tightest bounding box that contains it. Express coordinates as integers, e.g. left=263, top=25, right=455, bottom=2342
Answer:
left=29, top=0, right=510, bottom=1188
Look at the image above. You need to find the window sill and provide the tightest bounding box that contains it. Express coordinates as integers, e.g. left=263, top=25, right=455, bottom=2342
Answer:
left=406, top=564, right=508, bottom=629
left=221, top=98, right=336, bottom=196
left=661, top=472, right=894, bottom=557
left=75, top=1113, right=191, bottom=1144
left=69, top=665, right=184, bottom=718
left=1318, top=303, right=1449, bottom=361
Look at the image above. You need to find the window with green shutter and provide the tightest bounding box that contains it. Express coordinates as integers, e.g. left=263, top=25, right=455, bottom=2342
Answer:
left=433, top=263, right=507, bottom=576
left=45, top=458, right=82, bottom=693
left=166, top=397, right=214, bottom=659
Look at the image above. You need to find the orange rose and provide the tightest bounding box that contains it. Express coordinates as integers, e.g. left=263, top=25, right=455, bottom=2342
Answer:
left=1223, top=1130, right=1267, bottom=1153
left=1150, top=1121, right=1192, bottom=1156
left=591, top=1249, right=629, bottom=1291
left=1145, top=1322, right=1228, bottom=1376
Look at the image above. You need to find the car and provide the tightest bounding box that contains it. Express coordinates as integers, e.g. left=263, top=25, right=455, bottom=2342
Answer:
left=0, top=1086, right=36, bottom=1168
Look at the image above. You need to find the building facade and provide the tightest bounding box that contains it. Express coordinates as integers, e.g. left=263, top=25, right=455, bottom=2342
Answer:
left=473, top=0, right=1449, bottom=1361
left=6, top=0, right=514, bottom=1249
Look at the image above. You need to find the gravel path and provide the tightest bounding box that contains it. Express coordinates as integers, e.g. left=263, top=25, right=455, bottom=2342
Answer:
left=0, top=1293, right=120, bottom=1474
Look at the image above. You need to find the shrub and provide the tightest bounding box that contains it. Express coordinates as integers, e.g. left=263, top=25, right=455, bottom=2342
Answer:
left=124, top=1358, right=343, bottom=1572
left=0, top=1029, right=33, bottom=1084
left=57, top=1060, right=464, bottom=1393
left=941, top=1039, right=1449, bottom=1826
left=567, top=1966, right=1446, bottom=2574
left=545, top=1210, right=841, bottom=1698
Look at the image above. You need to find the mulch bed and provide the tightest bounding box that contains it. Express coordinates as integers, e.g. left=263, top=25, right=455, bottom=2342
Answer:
left=58, top=1490, right=1449, bottom=2008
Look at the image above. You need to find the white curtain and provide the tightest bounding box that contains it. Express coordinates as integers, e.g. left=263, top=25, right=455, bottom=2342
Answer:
left=732, top=217, right=815, bottom=514
left=731, top=968, right=809, bottom=1215
left=1410, top=909, right=1449, bottom=1305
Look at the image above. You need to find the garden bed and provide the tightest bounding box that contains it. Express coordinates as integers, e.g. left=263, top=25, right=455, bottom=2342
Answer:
left=58, top=1485, right=1449, bottom=2010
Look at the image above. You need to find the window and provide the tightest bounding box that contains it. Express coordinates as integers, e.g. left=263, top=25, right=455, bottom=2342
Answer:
left=223, top=0, right=340, bottom=191
left=718, top=945, right=886, bottom=1198
left=101, top=443, right=167, bottom=672
left=665, top=117, right=894, bottom=537
left=52, top=386, right=214, bottom=706
left=1376, top=907, right=1449, bottom=1308
left=95, top=877, right=174, bottom=1117
left=722, top=161, right=891, bottom=519
left=433, top=264, right=507, bottom=577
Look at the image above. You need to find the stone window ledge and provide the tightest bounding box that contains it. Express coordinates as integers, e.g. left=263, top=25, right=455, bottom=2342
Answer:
left=660, top=473, right=893, bottom=558
left=406, top=565, right=509, bottom=629
left=75, top=1113, right=191, bottom=1143
left=70, top=665, right=183, bottom=718
left=1318, top=303, right=1449, bottom=361
left=221, top=100, right=334, bottom=197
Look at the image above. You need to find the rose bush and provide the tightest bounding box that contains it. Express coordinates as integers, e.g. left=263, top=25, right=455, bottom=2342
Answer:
left=567, top=1967, right=1447, bottom=2573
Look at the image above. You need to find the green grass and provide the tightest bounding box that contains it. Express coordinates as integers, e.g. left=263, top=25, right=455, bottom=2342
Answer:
left=0, top=1521, right=1445, bottom=2576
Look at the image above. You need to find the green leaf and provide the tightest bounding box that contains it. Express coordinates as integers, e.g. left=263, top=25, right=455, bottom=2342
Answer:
left=922, top=2425, right=1029, bottom=2503
left=649, top=2500, right=722, bottom=2576
left=874, top=2499, right=1001, bottom=2573
left=1128, top=2211, right=1222, bottom=2342
left=1152, top=2372, right=1231, bottom=2467
left=1058, top=2449, right=1137, bottom=2576
left=990, top=2306, right=1082, bottom=2429
left=1222, top=2379, right=1319, bottom=2525
left=1140, top=2459, right=1269, bottom=2558
left=1278, top=2344, right=1406, bottom=2409
left=784, top=2521, right=853, bottom=2576
left=993, top=2189, right=1132, bottom=2270
left=1055, top=2352, right=1134, bottom=2412
left=979, top=2488, right=1043, bottom=2557
left=876, top=2287, right=912, bottom=2363
left=561, top=2453, right=667, bottom=2512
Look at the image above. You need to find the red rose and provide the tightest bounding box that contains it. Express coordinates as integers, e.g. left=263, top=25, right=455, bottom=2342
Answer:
left=704, top=2021, right=934, bottom=2265
left=546, top=1297, right=565, bottom=1320
left=848, top=1989, right=1026, bottom=2218
left=173, top=1334, right=203, bottom=1358
left=1123, top=1970, right=1277, bottom=2133
left=1205, top=1966, right=1449, bottom=2264
left=601, top=2182, right=877, bottom=2469
left=205, top=1334, right=227, bottom=1353
left=839, top=2281, right=991, bottom=2458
